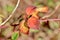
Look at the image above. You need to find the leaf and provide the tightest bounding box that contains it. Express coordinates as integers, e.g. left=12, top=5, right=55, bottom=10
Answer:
left=46, top=29, right=53, bottom=36
left=49, top=21, right=59, bottom=29
left=38, top=13, right=44, bottom=17
left=2, top=26, right=13, bottom=37
left=34, top=2, right=45, bottom=8
left=37, top=37, right=43, bottom=40
left=38, top=38, right=43, bottom=40
left=5, top=5, right=14, bottom=13
left=30, top=29, right=39, bottom=33
left=12, top=32, right=19, bottom=40
left=33, top=0, right=44, bottom=6
left=47, top=0, right=55, bottom=8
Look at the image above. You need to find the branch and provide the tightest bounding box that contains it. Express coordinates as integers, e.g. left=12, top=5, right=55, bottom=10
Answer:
left=40, top=19, right=60, bottom=22
left=0, top=0, right=20, bottom=26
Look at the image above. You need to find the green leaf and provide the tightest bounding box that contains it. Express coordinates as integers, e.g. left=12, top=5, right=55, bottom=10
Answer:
left=49, top=21, right=59, bottom=29
left=30, top=29, right=39, bottom=33
left=5, top=5, right=14, bottom=13
left=47, top=29, right=53, bottom=35
left=47, top=0, right=55, bottom=8
left=34, top=2, right=45, bottom=7
left=33, top=0, right=44, bottom=6
left=38, top=13, right=44, bottom=18
left=12, top=32, right=19, bottom=40
left=38, top=37, right=43, bottom=40
left=38, top=38, right=43, bottom=40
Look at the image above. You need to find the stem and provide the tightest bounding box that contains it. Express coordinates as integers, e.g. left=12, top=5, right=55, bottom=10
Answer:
left=0, top=0, right=20, bottom=26
left=40, top=19, right=60, bottom=21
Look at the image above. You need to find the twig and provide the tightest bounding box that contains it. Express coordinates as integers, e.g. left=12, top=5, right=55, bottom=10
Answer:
left=40, top=19, right=60, bottom=22
left=0, top=0, right=20, bottom=26
left=41, top=5, right=60, bottom=19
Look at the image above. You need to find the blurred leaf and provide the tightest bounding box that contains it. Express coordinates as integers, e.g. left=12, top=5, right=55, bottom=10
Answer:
left=0, top=17, right=3, bottom=25
left=47, top=0, right=55, bottom=8
left=38, top=38, right=43, bottom=40
left=0, top=14, right=5, bottom=18
left=2, top=26, right=13, bottom=37
left=38, top=37, right=43, bottom=40
left=56, top=1, right=60, bottom=5
left=38, top=13, right=44, bottom=17
left=30, top=29, right=39, bottom=33
left=47, top=29, right=52, bottom=33
left=33, top=0, right=44, bottom=6
left=5, top=5, right=14, bottom=13
left=49, top=21, right=59, bottom=29
left=12, top=32, right=19, bottom=40
left=34, top=2, right=45, bottom=7
left=46, top=29, right=53, bottom=36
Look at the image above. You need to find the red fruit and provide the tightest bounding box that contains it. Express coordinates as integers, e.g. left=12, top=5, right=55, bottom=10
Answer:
left=26, top=6, right=36, bottom=16
left=27, top=16, right=40, bottom=30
